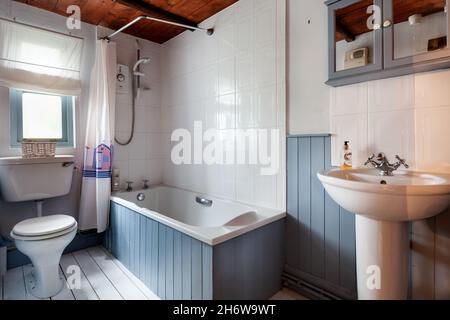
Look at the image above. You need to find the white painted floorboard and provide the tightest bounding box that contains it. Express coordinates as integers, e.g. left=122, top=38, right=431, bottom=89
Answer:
left=1, top=246, right=154, bottom=300
left=1, top=246, right=307, bottom=301
left=60, top=253, right=99, bottom=300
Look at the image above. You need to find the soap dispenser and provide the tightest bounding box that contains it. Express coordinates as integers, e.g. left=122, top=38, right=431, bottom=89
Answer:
left=341, top=141, right=353, bottom=169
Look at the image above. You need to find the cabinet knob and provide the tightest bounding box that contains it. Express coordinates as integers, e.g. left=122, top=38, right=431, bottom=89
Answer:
left=383, top=20, right=392, bottom=28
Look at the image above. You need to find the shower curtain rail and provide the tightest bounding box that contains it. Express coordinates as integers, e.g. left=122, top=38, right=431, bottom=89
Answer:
left=101, top=15, right=214, bottom=41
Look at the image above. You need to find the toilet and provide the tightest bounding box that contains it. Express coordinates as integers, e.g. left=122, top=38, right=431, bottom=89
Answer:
left=0, top=155, right=76, bottom=298
left=11, top=215, right=78, bottom=298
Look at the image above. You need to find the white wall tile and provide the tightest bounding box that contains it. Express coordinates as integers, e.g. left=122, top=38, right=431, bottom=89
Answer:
left=254, top=45, right=276, bottom=88
left=254, top=0, right=276, bottom=49
left=368, top=110, right=416, bottom=167
left=331, top=113, right=368, bottom=167
left=254, top=84, right=278, bottom=128
left=368, top=75, right=414, bottom=112
left=415, top=106, right=450, bottom=172
left=330, top=82, right=367, bottom=116
left=159, top=0, right=285, bottom=209
left=204, top=97, right=219, bottom=130
left=236, top=15, right=254, bottom=55
left=129, top=133, right=148, bottom=160
left=218, top=58, right=236, bottom=95
left=217, top=24, right=236, bottom=61
left=236, top=90, right=254, bottom=129
left=415, top=70, right=450, bottom=108
left=218, top=94, right=236, bottom=129
left=254, top=170, right=277, bottom=208
left=236, top=53, right=254, bottom=91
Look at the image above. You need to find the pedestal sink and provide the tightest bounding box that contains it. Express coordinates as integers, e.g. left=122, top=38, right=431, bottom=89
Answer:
left=317, top=168, right=450, bottom=300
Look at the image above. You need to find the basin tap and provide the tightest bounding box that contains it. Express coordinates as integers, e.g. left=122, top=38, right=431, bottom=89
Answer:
left=364, top=153, right=409, bottom=176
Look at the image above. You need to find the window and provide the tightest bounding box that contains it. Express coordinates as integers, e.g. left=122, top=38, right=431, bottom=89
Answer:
left=10, top=89, right=75, bottom=148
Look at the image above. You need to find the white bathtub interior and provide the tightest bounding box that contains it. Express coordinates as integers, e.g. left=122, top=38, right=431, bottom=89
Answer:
left=110, top=185, right=286, bottom=246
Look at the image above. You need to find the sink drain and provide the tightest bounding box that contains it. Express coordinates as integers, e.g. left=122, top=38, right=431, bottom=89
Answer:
left=380, top=180, right=387, bottom=185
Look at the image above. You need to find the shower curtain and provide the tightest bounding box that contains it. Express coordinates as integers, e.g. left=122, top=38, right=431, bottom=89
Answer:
left=78, top=40, right=117, bottom=233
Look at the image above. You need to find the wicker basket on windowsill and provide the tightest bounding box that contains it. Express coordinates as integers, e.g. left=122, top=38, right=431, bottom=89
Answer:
left=21, top=139, right=57, bottom=159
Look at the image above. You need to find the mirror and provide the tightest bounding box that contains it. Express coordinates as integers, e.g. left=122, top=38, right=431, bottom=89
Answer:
left=334, top=0, right=379, bottom=72
left=393, top=0, right=448, bottom=60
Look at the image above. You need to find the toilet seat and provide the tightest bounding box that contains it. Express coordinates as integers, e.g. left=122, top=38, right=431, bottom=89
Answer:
left=11, top=215, right=77, bottom=241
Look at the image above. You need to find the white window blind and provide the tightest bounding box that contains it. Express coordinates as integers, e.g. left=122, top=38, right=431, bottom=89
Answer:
left=0, top=18, right=83, bottom=95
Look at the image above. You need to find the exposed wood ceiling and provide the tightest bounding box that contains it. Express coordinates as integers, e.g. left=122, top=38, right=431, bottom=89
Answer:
left=14, top=0, right=238, bottom=43
left=336, top=0, right=446, bottom=42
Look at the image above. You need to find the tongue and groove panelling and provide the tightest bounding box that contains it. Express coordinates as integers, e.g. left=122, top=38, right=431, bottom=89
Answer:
left=286, top=135, right=357, bottom=299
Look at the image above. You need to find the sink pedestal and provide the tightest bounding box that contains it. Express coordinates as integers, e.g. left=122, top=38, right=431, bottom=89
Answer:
left=355, top=216, right=409, bottom=300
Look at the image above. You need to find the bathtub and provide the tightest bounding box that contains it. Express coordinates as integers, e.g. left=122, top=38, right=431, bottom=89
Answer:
left=110, top=185, right=285, bottom=245
left=106, top=185, right=286, bottom=300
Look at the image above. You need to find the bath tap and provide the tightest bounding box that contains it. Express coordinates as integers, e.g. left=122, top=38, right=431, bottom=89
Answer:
left=126, top=181, right=134, bottom=192
left=364, top=153, right=409, bottom=176
left=142, top=179, right=150, bottom=189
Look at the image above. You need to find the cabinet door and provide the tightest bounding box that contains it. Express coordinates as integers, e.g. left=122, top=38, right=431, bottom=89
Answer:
left=383, top=0, right=450, bottom=69
left=328, top=0, right=383, bottom=81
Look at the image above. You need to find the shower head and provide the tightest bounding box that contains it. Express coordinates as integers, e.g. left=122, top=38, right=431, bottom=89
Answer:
left=133, top=58, right=150, bottom=76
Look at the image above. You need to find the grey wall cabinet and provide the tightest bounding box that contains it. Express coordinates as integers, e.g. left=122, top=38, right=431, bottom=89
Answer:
left=326, top=0, right=450, bottom=87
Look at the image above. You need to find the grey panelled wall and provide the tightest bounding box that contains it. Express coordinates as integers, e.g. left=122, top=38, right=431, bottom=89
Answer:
left=105, top=202, right=285, bottom=300
left=286, top=135, right=357, bottom=299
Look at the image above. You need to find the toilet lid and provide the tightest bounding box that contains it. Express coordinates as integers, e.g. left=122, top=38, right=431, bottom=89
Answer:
left=12, top=215, right=77, bottom=237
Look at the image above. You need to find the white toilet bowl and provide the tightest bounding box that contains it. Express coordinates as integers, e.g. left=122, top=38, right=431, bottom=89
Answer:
left=10, top=215, right=77, bottom=299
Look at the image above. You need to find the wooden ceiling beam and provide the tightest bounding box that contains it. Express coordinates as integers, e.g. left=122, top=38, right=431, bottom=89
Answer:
left=114, top=0, right=199, bottom=29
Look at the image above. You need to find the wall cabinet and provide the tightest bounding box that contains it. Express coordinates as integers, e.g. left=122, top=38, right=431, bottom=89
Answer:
left=326, top=0, right=450, bottom=86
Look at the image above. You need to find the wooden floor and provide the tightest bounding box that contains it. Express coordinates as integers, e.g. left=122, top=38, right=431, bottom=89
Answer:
left=0, top=246, right=159, bottom=300
left=0, top=245, right=307, bottom=300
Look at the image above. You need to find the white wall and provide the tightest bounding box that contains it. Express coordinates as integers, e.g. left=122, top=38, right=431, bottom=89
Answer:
left=160, top=0, right=286, bottom=210
left=288, top=0, right=450, bottom=299
left=287, top=0, right=330, bottom=134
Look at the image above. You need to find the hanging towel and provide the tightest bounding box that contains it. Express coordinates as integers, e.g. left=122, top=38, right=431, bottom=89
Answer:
left=78, top=40, right=116, bottom=233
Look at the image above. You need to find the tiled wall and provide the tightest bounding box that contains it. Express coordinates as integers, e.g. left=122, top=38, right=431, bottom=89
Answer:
left=160, top=0, right=286, bottom=210
left=97, top=29, right=164, bottom=190
left=330, top=69, right=450, bottom=299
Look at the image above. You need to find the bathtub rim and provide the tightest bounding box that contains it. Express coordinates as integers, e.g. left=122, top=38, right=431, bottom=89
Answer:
left=110, top=185, right=286, bottom=246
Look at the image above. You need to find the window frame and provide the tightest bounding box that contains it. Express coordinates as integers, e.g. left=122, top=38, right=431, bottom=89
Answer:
left=10, top=89, right=75, bottom=148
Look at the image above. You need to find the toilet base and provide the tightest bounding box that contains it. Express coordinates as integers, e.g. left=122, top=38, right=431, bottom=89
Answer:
left=13, top=227, right=77, bottom=299
left=25, top=267, right=64, bottom=299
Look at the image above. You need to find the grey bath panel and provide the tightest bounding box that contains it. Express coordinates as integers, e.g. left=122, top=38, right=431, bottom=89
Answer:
left=107, top=202, right=284, bottom=300
left=286, top=135, right=357, bottom=299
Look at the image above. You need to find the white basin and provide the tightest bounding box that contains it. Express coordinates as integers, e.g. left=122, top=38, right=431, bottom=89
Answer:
left=317, top=168, right=450, bottom=300
left=318, top=168, right=450, bottom=222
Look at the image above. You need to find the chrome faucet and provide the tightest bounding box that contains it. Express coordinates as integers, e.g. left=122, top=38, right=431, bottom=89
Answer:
left=126, top=181, right=134, bottom=192
left=364, top=153, right=409, bottom=176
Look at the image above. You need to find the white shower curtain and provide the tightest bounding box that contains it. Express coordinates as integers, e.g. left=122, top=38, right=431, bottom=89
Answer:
left=78, top=40, right=116, bottom=233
